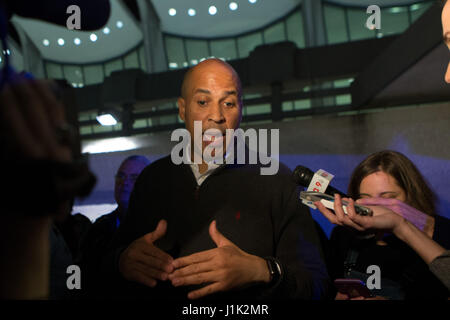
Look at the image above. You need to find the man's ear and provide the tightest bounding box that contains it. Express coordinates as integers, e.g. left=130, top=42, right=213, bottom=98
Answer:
left=177, top=97, right=186, bottom=122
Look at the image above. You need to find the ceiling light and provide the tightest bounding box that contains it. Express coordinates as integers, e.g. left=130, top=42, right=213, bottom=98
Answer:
left=82, top=137, right=138, bottom=154
left=57, top=38, right=65, bottom=46
left=229, top=2, right=238, bottom=10
left=169, top=8, right=176, bottom=16
left=90, top=34, right=98, bottom=42
left=74, top=38, right=81, bottom=45
left=249, top=0, right=257, bottom=4
left=96, top=113, right=118, bottom=126
left=103, top=27, right=110, bottom=34
left=43, top=39, right=50, bottom=46
left=188, top=8, right=196, bottom=16
left=116, top=21, right=124, bottom=28
left=208, top=6, right=217, bottom=15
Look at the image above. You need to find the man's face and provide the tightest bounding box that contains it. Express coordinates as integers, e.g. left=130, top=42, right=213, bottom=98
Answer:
left=443, top=0, right=450, bottom=83
left=177, top=60, right=242, bottom=158
left=114, top=160, right=147, bottom=210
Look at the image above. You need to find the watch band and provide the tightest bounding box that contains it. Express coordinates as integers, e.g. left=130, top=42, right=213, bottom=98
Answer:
left=265, top=257, right=282, bottom=285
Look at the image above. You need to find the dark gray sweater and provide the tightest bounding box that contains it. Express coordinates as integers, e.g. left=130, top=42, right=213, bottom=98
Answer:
left=100, top=155, right=331, bottom=300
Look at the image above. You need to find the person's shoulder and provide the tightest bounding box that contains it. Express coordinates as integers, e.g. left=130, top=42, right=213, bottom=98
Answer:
left=93, top=211, right=117, bottom=225
left=138, top=155, right=173, bottom=177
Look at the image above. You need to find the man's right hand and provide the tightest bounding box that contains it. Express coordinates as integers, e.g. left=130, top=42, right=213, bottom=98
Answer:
left=118, top=219, right=174, bottom=288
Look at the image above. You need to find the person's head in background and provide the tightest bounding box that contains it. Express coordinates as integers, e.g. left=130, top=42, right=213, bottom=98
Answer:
left=114, top=155, right=150, bottom=217
left=348, top=150, right=436, bottom=218
left=443, top=0, right=450, bottom=82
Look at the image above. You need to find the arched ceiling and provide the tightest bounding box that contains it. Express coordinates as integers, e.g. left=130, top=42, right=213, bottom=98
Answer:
left=151, top=0, right=302, bottom=38
left=11, top=1, right=142, bottom=64
left=8, top=0, right=427, bottom=64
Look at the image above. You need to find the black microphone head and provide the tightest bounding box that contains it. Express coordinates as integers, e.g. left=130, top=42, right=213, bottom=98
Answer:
left=292, top=165, right=314, bottom=187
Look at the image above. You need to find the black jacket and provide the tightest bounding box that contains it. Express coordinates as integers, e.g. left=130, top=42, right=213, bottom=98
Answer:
left=100, top=155, right=331, bottom=300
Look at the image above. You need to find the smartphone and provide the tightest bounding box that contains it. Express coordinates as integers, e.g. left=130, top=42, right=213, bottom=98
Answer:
left=300, top=191, right=372, bottom=216
left=334, top=279, right=373, bottom=298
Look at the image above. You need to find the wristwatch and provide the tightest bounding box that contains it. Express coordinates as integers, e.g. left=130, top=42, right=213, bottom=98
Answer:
left=265, top=257, right=282, bottom=285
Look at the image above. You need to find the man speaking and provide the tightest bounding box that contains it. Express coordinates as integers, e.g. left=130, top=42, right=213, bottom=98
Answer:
left=102, top=58, right=330, bottom=300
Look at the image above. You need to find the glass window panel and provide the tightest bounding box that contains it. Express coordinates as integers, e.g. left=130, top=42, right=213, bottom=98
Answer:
left=93, top=124, right=113, bottom=133
left=334, top=78, right=354, bottom=88
left=263, top=21, right=286, bottom=45
left=410, top=2, right=433, bottom=23
left=159, top=115, right=177, bottom=125
left=294, top=99, right=311, bottom=110
left=282, top=101, right=294, bottom=112
left=336, top=94, right=352, bottom=105
left=45, top=62, right=64, bottom=79
left=124, top=50, right=139, bottom=69
left=324, top=5, right=348, bottom=44
left=113, top=123, right=122, bottom=131
left=79, top=126, right=92, bottom=135
left=246, top=104, right=271, bottom=115
left=83, top=65, right=104, bottom=85
left=165, top=36, right=185, bottom=70
left=104, top=58, right=123, bottom=77
left=286, top=10, right=305, bottom=48
left=185, top=39, right=209, bottom=66
left=63, top=65, right=83, bottom=87
left=78, top=112, right=91, bottom=121
left=210, top=39, right=237, bottom=61
left=133, top=119, right=148, bottom=129
left=348, top=8, right=376, bottom=41
left=381, top=7, right=409, bottom=36
left=237, top=32, right=263, bottom=58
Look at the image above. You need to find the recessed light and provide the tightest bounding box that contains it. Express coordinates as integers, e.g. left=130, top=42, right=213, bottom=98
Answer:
left=103, top=27, right=110, bottom=34
left=188, top=8, right=196, bottom=16
left=43, top=39, right=50, bottom=46
left=169, top=8, right=176, bottom=16
left=229, top=2, right=238, bottom=10
left=249, top=0, right=257, bottom=4
left=208, top=6, right=217, bottom=15
left=116, top=21, right=124, bottom=28
left=90, top=34, right=98, bottom=42
left=57, top=38, right=65, bottom=46
left=96, top=114, right=118, bottom=126
left=74, top=38, right=81, bottom=45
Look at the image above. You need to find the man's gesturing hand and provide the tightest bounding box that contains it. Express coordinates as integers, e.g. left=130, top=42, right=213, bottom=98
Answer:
left=168, top=220, right=270, bottom=300
left=119, top=219, right=174, bottom=288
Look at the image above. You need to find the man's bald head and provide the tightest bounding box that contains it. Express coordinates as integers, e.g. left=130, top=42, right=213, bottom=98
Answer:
left=180, top=59, right=242, bottom=102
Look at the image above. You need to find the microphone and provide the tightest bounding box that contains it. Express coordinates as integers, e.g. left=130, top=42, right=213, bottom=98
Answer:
left=292, top=165, right=348, bottom=198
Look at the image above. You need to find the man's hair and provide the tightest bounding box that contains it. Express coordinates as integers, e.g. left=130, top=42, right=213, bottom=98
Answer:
left=348, top=150, right=437, bottom=216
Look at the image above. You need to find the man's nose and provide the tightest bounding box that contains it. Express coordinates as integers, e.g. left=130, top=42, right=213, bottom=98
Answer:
left=445, top=61, right=450, bottom=84
left=209, top=103, right=225, bottom=123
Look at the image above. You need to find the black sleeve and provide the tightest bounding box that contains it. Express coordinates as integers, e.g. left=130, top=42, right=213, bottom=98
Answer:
left=262, top=182, right=332, bottom=300
left=433, top=215, right=450, bottom=249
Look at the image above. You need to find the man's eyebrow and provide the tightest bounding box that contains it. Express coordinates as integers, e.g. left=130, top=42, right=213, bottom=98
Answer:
left=224, top=90, right=237, bottom=96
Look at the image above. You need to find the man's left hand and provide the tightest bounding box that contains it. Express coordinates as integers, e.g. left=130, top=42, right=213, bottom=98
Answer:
left=169, top=220, right=270, bottom=299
